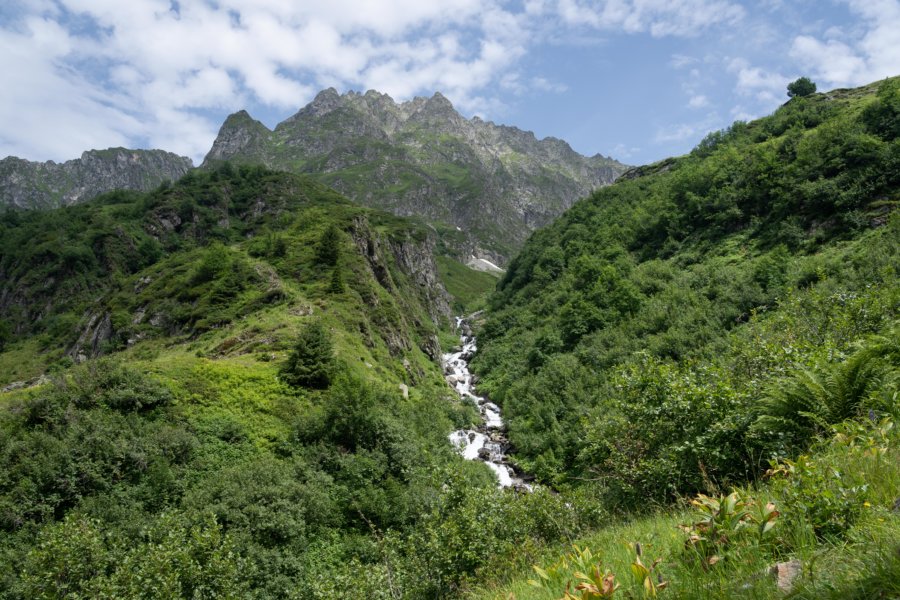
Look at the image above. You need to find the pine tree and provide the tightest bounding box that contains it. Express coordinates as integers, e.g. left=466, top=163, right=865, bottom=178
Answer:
left=280, top=321, right=335, bottom=389
left=329, top=266, right=345, bottom=294
left=316, top=224, right=341, bottom=266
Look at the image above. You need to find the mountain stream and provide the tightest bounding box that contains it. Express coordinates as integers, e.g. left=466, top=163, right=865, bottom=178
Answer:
left=444, top=316, right=531, bottom=491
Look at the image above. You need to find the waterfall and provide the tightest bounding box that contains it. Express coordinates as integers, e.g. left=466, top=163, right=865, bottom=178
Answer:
left=443, top=317, right=531, bottom=491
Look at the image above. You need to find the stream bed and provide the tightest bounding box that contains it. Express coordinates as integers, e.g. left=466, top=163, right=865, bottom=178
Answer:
left=444, top=317, right=531, bottom=491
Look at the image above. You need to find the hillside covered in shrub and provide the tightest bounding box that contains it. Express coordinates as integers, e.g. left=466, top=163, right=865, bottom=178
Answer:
left=0, top=77, right=898, bottom=599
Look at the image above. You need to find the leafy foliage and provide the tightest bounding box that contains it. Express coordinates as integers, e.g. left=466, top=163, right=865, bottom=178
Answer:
left=474, top=77, right=900, bottom=505
left=787, top=76, right=817, bottom=98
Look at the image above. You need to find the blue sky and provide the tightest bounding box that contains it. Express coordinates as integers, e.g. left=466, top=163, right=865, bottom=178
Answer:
left=1, top=0, right=898, bottom=166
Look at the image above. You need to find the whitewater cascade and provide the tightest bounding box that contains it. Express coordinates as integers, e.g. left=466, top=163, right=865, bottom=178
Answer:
left=444, top=317, right=531, bottom=490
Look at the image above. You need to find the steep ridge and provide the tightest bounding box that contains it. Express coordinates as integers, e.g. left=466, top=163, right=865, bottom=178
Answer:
left=0, top=148, right=193, bottom=210
left=202, top=89, right=628, bottom=263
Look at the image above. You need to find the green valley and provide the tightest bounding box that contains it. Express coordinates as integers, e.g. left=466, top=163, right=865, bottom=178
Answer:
left=0, top=75, right=898, bottom=599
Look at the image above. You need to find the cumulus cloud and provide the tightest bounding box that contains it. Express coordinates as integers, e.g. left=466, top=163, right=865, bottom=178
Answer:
left=0, top=0, right=524, bottom=162
left=728, top=58, right=790, bottom=102
left=3, top=0, right=887, bottom=166
left=790, top=0, right=900, bottom=88
left=3, top=0, right=744, bottom=163
left=654, top=110, right=721, bottom=145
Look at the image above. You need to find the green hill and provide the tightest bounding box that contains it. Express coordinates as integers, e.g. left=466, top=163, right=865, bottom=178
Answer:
left=0, top=77, right=898, bottom=599
left=0, top=165, right=522, bottom=598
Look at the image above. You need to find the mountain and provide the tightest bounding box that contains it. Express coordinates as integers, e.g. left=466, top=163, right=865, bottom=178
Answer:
left=0, top=148, right=193, bottom=210
left=2, top=78, right=898, bottom=599
left=202, top=89, right=628, bottom=262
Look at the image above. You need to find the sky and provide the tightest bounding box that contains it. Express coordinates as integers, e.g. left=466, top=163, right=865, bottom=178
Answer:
left=1, top=0, right=899, bottom=167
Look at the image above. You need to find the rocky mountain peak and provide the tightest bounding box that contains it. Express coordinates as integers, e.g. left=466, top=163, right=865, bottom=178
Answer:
left=300, top=87, right=343, bottom=117
left=1, top=148, right=193, bottom=210
left=203, top=111, right=271, bottom=166
left=424, top=91, right=454, bottom=111
left=197, top=87, right=630, bottom=262
left=406, top=91, right=466, bottom=131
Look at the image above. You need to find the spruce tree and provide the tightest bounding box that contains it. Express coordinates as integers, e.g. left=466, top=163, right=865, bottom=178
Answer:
left=316, top=224, right=341, bottom=266
left=280, top=321, right=335, bottom=389
left=329, top=266, right=345, bottom=294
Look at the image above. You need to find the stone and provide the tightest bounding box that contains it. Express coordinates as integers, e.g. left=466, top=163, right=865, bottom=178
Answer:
left=770, top=559, right=801, bottom=593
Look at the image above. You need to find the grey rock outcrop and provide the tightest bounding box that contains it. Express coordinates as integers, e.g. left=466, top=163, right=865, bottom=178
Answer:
left=1, top=148, right=193, bottom=210
left=202, top=89, right=629, bottom=262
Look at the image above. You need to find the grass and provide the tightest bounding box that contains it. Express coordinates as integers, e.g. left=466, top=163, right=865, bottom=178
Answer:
left=0, top=338, right=57, bottom=387
left=467, top=420, right=900, bottom=600
left=436, top=255, right=501, bottom=313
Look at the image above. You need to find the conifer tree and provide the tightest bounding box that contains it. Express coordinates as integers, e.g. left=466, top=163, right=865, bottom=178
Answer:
left=280, top=321, right=335, bottom=389
left=317, top=224, right=341, bottom=266
left=329, top=266, right=345, bottom=294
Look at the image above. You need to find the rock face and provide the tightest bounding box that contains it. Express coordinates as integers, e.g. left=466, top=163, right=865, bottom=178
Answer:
left=0, top=148, right=193, bottom=210
left=349, top=214, right=452, bottom=361
left=203, top=89, right=629, bottom=262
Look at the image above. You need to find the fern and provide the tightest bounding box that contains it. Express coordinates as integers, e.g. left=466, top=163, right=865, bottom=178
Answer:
left=753, top=325, right=899, bottom=452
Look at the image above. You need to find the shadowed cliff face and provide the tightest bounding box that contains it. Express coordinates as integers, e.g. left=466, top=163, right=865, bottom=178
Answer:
left=0, top=148, right=193, bottom=210
left=202, top=89, right=629, bottom=263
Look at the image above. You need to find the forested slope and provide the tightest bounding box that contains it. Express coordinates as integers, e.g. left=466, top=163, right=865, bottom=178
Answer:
left=0, top=166, right=554, bottom=598
left=475, top=77, right=900, bottom=496
left=465, top=76, right=900, bottom=600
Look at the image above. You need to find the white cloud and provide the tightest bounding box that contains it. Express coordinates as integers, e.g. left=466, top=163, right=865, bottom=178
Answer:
left=654, top=123, right=698, bottom=143
left=654, top=112, right=721, bottom=144
left=688, top=94, right=709, bottom=108
left=554, top=0, right=744, bottom=37
left=671, top=54, right=698, bottom=69
left=611, top=142, right=641, bottom=159
left=1, top=0, right=526, bottom=162
left=730, top=105, right=757, bottom=122
left=0, top=18, right=142, bottom=161
left=531, top=76, right=568, bottom=93
left=789, top=0, right=900, bottom=88
left=9, top=0, right=876, bottom=168
left=728, top=58, right=790, bottom=101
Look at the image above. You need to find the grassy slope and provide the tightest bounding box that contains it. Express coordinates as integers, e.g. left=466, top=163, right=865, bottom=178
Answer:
left=436, top=255, right=501, bottom=313
left=470, top=424, right=900, bottom=599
